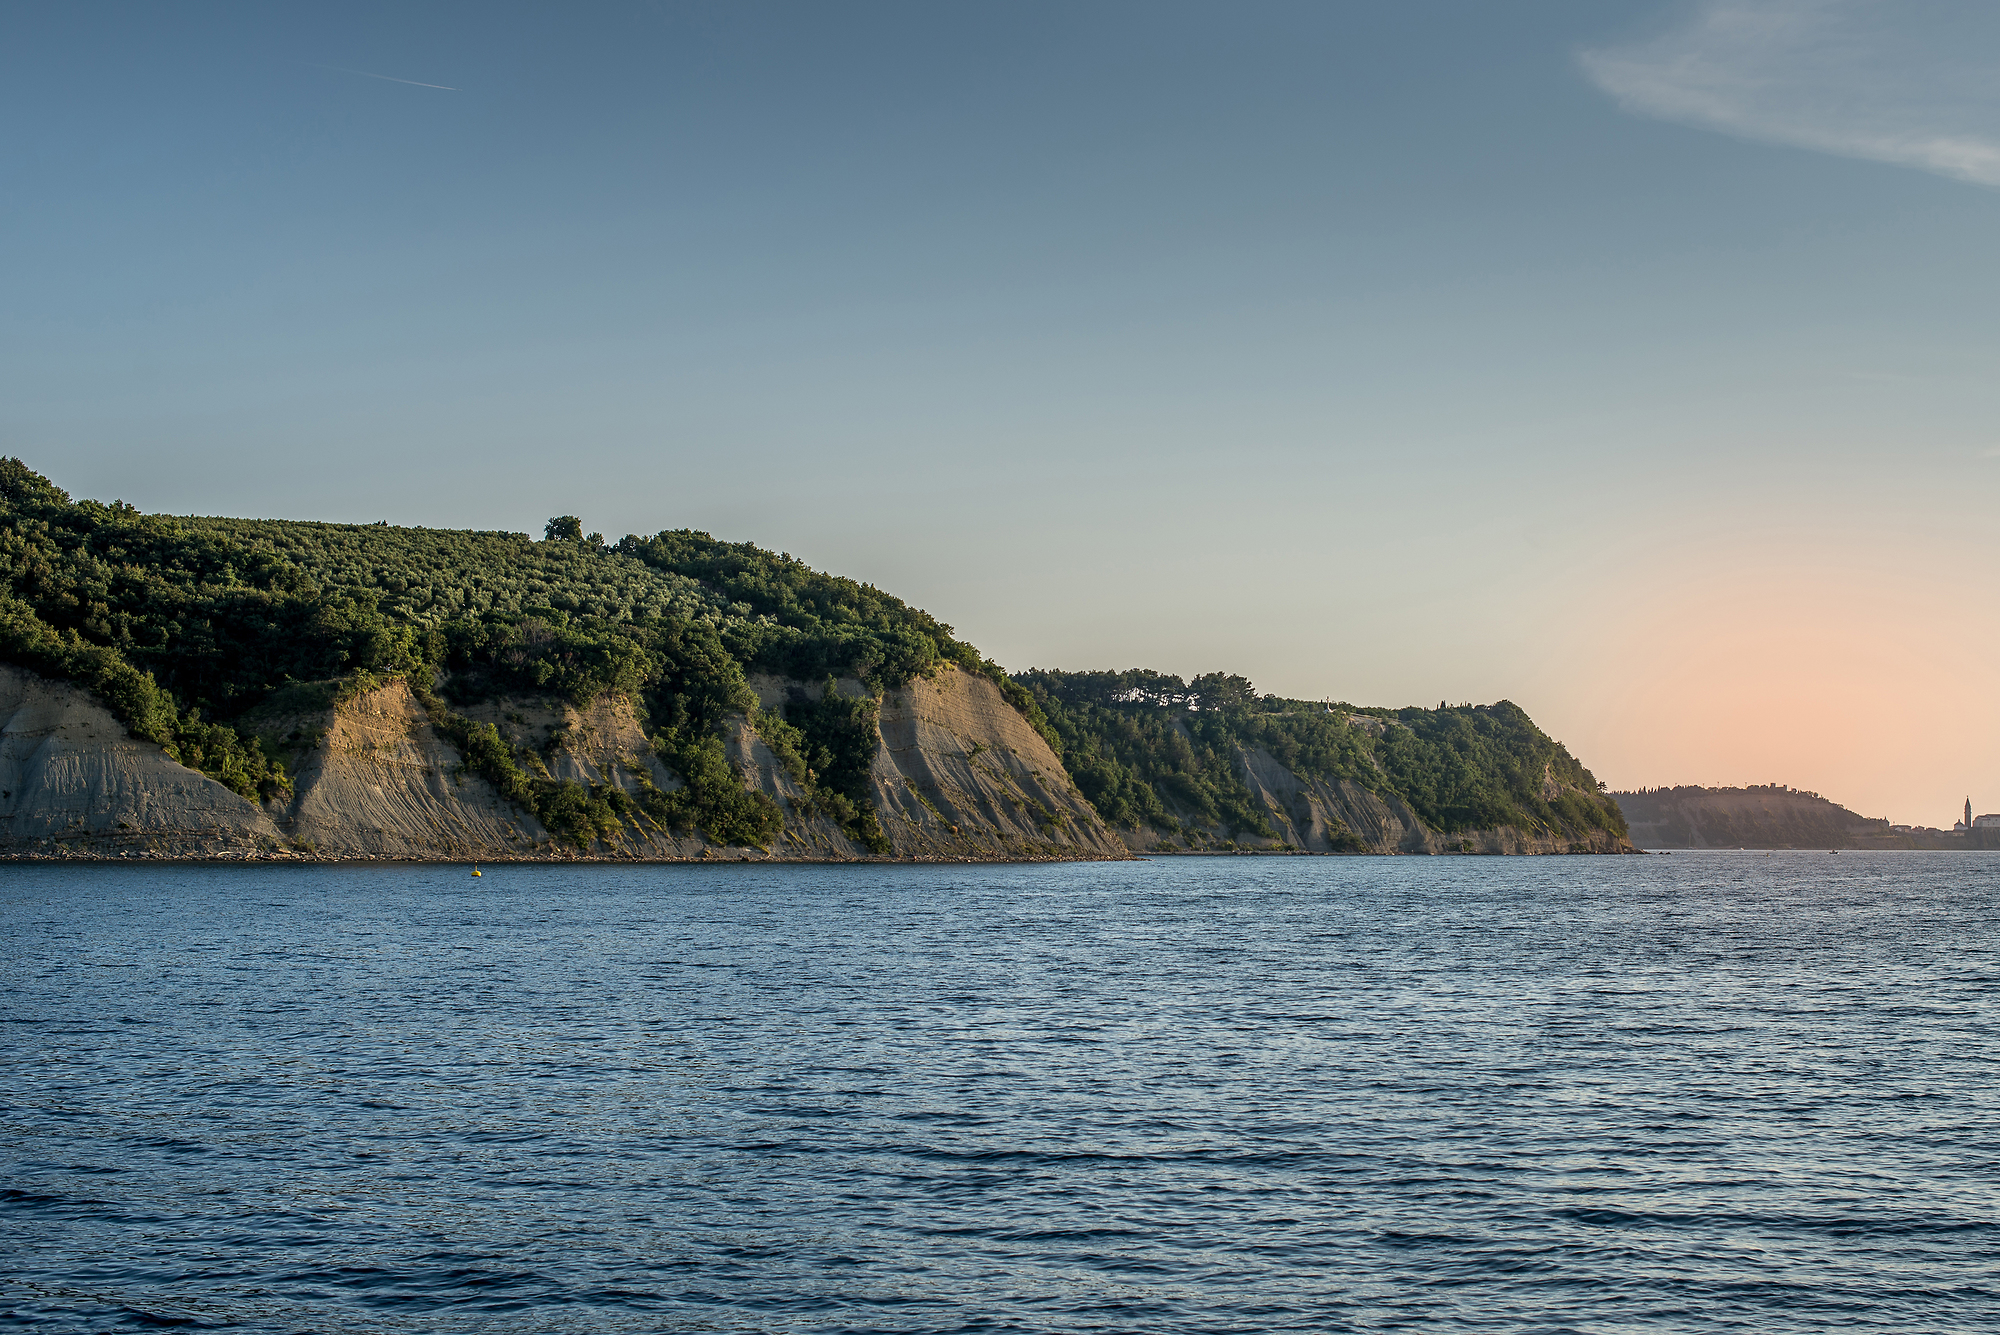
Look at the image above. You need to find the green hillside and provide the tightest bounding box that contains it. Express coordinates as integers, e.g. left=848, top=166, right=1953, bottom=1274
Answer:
left=0, top=457, right=1623, bottom=850
left=0, top=461, right=960, bottom=848
left=1014, top=670, right=1627, bottom=843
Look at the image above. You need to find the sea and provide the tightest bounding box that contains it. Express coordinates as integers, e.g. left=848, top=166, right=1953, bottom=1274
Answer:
left=4, top=853, right=1998, bottom=1333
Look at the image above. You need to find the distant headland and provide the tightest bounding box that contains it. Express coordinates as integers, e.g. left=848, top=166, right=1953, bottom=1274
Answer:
left=1612, top=785, right=2000, bottom=850
left=0, top=458, right=1632, bottom=861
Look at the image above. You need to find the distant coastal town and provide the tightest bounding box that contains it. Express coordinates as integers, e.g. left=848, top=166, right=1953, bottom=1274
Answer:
left=1891, top=797, right=2000, bottom=838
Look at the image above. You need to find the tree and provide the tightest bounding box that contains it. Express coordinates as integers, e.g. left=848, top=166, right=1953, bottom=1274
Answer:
left=544, top=515, right=584, bottom=543
left=1188, top=672, right=1257, bottom=712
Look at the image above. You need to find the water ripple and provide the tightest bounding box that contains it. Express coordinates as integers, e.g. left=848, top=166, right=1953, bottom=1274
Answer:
left=4, top=853, right=2000, bottom=1331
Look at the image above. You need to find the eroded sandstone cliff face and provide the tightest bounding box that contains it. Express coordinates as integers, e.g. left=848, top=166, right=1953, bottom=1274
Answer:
left=2, top=662, right=1123, bottom=860
left=249, top=680, right=546, bottom=858
left=4, top=659, right=1622, bottom=860
left=753, top=666, right=1126, bottom=861
left=0, top=665, right=284, bottom=855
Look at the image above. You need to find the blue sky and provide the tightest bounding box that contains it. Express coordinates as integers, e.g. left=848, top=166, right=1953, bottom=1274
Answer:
left=7, top=2, right=1999, bottom=821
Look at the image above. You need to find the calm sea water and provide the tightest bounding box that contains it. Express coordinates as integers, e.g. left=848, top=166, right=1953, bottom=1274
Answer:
left=4, top=853, right=1999, bottom=1333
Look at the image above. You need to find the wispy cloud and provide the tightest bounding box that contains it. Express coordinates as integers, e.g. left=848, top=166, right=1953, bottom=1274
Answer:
left=309, top=63, right=458, bottom=92
left=1579, top=1, right=2000, bottom=185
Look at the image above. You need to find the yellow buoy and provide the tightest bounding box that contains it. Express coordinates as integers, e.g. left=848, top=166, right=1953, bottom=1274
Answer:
left=472, top=865, right=482, bottom=877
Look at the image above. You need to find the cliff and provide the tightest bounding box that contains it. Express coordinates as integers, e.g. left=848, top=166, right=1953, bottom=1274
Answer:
left=1015, top=673, right=1635, bottom=857
left=1110, top=742, right=1629, bottom=855
left=0, top=665, right=284, bottom=856
left=6, top=650, right=1627, bottom=861
left=0, top=457, right=1636, bottom=860
left=1, top=662, right=1124, bottom=862
left=1213, top=744, right=1625, bottom=854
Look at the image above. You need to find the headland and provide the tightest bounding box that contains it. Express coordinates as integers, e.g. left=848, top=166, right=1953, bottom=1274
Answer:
left=1, top=459, right=1632, bottom=861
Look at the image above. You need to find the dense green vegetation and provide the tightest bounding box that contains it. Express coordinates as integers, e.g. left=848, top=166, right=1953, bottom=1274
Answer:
left=416, top=618, right=788, bottom=849
left=186, top=515, right=730, bottom=629
left=619, top=527, right=1064, bottom=758
left=618, top=529, right=982, bottom=687
left=0, top=462, right=328, bottom=800
left=750, top=683, right=894, bottom=853
left=1014, top=669, right=1627, bottom=843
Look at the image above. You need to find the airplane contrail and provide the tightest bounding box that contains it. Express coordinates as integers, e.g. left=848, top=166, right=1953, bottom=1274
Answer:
left=308, top=63, right=458, bottom=91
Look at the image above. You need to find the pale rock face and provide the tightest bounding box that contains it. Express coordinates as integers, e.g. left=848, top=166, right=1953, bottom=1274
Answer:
left=869, top=666, right=1126, bottom=859
left=264, top=679, right=544, bottom=858
left=227, top=663, right=1124, bottom=860
left=7, top=659, right=1613, bottom=860
left=1229, top=745, right=1427, bottom=852
left=0, top=665, right=282, bottom=851
left=739, top=664, right=1125, bottom=859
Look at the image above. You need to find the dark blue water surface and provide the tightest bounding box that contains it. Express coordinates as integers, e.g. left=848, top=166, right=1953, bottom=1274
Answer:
left=5, top=854, right=2000, bottom=1332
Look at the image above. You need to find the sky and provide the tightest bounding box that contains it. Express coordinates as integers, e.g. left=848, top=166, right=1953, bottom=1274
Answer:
left=5, top=1, right=1999, bottom=826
